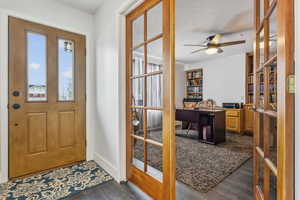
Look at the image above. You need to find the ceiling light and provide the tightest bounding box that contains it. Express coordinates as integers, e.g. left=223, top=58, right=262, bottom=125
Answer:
left=206, top=48, right=218, bottom=55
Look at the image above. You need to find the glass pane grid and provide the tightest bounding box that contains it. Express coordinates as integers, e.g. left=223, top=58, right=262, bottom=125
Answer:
left=147, top=2, right=162, bottom=40
left=130, top=1, right=163, bottom=182
left=255, top=0, right=278, bottom=199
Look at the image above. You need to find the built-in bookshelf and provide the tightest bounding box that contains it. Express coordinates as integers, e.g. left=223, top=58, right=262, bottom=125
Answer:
left=269, top=63, right=277, bottom=111
left=259, top=72, right=264, bottom=108
left=186, top=69, right=203, bottom=100
left=246, top=53, right=254, bottom=104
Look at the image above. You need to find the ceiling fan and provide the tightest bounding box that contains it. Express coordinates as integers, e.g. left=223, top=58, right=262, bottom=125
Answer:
left=184, top=34, right=246, bottom=55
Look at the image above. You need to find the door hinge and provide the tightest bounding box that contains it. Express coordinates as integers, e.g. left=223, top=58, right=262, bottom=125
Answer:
left=288, top=75, right=295, bottom=93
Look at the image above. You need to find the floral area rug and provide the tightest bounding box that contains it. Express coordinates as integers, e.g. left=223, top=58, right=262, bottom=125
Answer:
left=134, top=130, right=253, bottom=193
left=0, top=161, right=113, bottom=200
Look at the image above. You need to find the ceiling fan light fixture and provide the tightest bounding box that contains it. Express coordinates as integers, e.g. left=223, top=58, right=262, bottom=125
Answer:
left=205, top=48, right=218, bottom=55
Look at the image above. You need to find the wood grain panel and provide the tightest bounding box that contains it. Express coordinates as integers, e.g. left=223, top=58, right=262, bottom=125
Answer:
left=27, top=113, right=47, bottom=154
left=9, top=17, right=86, bottom=178
left=58, top=111, right=75, bottom=148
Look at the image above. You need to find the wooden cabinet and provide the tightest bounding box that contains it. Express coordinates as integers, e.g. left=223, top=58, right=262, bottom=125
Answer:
left=244, top=104, right=254, bottom=133
left=225, top=108, right=244, bottom=133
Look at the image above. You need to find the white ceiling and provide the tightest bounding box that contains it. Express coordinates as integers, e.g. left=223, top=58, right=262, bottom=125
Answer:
left=55, top=0, right=105, bottom=14
left=175, top=0, right=254, bottom=64
left=56, top=0, right=255, bottom=64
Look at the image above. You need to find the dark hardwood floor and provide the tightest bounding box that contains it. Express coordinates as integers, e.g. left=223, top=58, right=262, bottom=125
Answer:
left=67, top=159, right=253, bottom=200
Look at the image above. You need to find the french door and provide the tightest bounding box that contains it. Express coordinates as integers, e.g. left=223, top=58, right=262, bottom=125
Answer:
left=126, top=0, right=176, bottom=199
left=253, top=0, right=294, bottom=199
left=9, top=17, right=86, bottom=178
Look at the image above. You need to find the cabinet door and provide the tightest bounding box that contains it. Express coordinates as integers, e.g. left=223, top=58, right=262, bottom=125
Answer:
left=245, top=106, right=254, bottom=132
left=226, top=116, right=239, bottom=131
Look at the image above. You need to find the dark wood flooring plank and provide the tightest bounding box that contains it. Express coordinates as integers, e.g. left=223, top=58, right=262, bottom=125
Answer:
left=67, top=160, right=253, bottom=200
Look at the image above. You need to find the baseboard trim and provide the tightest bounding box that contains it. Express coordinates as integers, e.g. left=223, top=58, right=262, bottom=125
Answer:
left=94, top=152, right=121, bottom=182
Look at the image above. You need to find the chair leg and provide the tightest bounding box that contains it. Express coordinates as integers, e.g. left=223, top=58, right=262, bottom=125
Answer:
left=186, top=123, right=192, bottom=135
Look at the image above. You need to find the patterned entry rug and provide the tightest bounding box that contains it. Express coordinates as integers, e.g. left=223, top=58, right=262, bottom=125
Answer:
left=134, top=130, right=253, bottom=193
left=0, top=161, right=113, bottom=200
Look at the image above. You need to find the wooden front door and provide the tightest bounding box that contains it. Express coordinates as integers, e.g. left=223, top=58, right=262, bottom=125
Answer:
left=126, top=0, right=176, bottom=199
left=253, top=0, right=294, bottom=199
left=9, top=17, right=86, bottom=178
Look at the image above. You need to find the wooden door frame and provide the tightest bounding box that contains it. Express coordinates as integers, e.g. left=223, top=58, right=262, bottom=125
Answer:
left=276, top=0, right=294, bottom=199
left=253, top=0, right=295, bottom=199
left=0, top=14, right=89, bottom=183
left=125, top=0, right=176, bottom=199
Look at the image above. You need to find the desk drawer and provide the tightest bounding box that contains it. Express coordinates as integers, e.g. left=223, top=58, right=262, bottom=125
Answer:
left=226, top=110, right=240, bottom=117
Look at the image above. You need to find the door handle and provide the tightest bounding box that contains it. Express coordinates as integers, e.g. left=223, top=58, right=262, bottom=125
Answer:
left=12, top=104, right=21, bottom=109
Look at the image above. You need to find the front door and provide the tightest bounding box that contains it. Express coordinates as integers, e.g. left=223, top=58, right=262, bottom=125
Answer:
left=9, top=17, right=86, bottom=178
left=126, top=0, right=176, bottom=199
left=253, top=0, right=294, bottom=199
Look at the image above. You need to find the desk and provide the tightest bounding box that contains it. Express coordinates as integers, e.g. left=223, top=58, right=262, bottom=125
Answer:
left=176, top=108, right=226, bottom=145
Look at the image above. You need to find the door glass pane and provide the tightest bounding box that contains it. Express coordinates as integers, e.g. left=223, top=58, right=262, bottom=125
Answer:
left=147, top=1, right=162, bottom=39
left=132, top=109, right=144, bottom=137
left=147, top=143, right=163, bottom=181
left=269, top=64, right=277, bottom=110
left=132, top=138, right=144, bottom=171
left=147, top=38, right=163, bottom=73
left=269, top=6, right=277, bottom=58
left=270, top=170, right=277, bottom=200
left=259, top=114, right=264, bottom=149
left=147, top=110, right=163, bottom=143
left=260, top=0, right=264, bottom=23
left=133, top=15, right=144, bottom=47
left=27, top=32, right=47, bottom=101
left=58, top=39, right=74, bottom=101
left=259, top=73, right=264, bottom=108
left=269, top=118, right=277, bottom=167
left=147, top=75, right=163, bottom=107
left=132, top=78, right=144, bottom=106
left=259, top=29, right=265, bottom=65
left=258, top=157, right=264, bottom=191
left=132, top=46, right=145, bottom=76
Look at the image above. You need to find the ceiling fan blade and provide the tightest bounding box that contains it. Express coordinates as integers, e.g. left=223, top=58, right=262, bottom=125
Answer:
left=184, top=44, right=207, bottom=47
left=191, top=48, right=208, bottom=54
left=215, top=40, right=246, bottom=47
left=211, top=34, right=222, bottom=44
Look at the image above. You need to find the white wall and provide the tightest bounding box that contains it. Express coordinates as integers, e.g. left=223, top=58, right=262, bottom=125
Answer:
left=176, top=63, right=186, bottom=107
left=185, top=54, right=246, bottom=106
left=93, top=0, right=126, bottom=181
left=0, top=0, right=95, bottom=183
